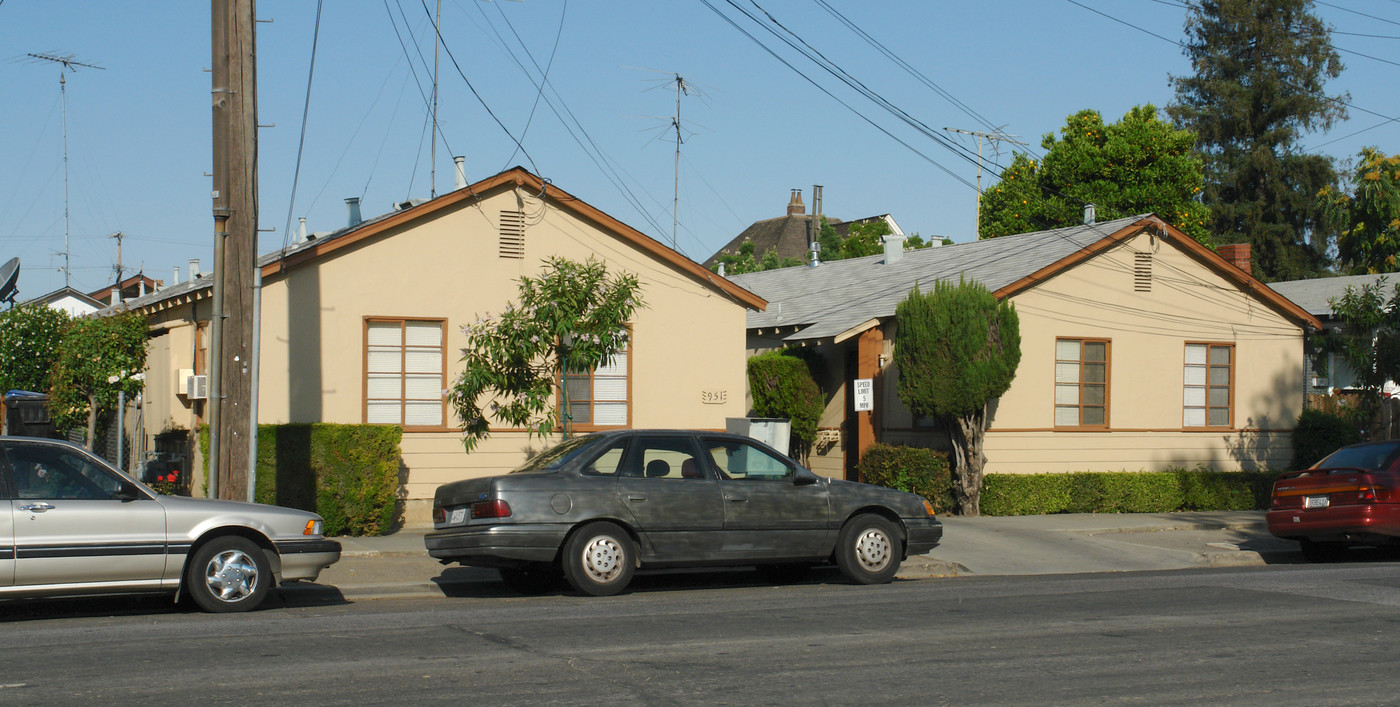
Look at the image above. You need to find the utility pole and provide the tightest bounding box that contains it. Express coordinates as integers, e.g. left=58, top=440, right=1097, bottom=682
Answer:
left=430, top=0, right=441, bottom=198
left=943, top=127, right=1027, bottom=235
left=210, top=0, right=258, bottom=500
left=27, top=53, right=103, bottom=287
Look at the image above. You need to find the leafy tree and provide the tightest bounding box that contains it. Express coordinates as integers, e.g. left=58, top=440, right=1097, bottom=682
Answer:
left=1309, top=277, right=1400, bottom=430
left=448, top=256, right=644, bottom=452
left=714, top=217, right=934, bottom=275
left=1319, top=148, right=1400, bottom=274
left=1169, top=0, right=1348, bottom=281
left=979, top=105, right=1212, bottom=245
left=0, top=304, right=69, bottom=394
left=894, top=277, right=1020, bottom=516
left=714, top=241, right=804, bottom=275
left=746, top=350, right=824, bottom=463
left=48, top=311, right=148, bottom=450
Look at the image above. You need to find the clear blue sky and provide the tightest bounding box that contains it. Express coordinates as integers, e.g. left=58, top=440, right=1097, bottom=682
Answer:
left=2, top=0, right=1396, bottom=300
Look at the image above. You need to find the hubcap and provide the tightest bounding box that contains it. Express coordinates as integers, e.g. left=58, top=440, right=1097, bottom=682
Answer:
left=581, top=535, right=624, bottom=584
left=854, top=528, right=892, bottom=573
left=204, top=548, right=260, bottom=603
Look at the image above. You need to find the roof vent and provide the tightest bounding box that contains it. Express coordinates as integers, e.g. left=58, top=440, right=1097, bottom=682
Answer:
left=1083, top=203, right=1096, bottom=225
left=809, top=241, right=821, bottom=268
left=454, top=156, right=467, bottom=190
left=346, top=197, right=363, bottom=228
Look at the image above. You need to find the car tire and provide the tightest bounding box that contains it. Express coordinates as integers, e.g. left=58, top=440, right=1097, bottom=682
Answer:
left=1300, top=538, right=1347, bottom=563
left=562, top=521, right=636, bottom=596
left=754, top=563, right=812, bottom=585
left=185, top=536, right=272, bottom=613
left=835, top=514, right=902, bottom=585
left=499, top=563, right=564, bottom=595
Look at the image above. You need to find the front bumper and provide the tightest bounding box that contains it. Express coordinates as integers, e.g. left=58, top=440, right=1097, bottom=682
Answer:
left=903, top=517, right=943, bottom=556
left=425, top=523, right=568, bottom=566
left=274, top=539, right=341, bottom=582
left=1267, top=503, right=1400, bottom=542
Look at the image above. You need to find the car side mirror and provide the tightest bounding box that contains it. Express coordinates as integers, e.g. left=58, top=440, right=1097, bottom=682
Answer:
left=793, top=468, right=820, bottom=486
left=114, top=482, right=143, bottom=502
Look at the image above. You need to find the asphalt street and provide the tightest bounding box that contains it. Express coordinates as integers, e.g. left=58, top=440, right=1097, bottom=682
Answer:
left=7, top=561, right=1400, bottom=705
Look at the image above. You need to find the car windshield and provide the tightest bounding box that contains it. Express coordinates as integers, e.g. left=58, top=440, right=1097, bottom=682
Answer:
left=510, top=436, right=599, bottom=474
left=1316, top=442, right=1400, bottom=472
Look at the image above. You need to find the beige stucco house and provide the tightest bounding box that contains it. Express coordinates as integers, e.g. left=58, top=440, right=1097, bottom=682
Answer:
left=117, top=167, right=765, bottom=522
left=729, top=215, right=1322, bottom=480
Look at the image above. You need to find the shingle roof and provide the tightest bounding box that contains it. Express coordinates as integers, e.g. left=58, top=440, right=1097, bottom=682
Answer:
left=729, top=214, right=1320, bottom=343
left=1267, top=273, right=1398, bottom=318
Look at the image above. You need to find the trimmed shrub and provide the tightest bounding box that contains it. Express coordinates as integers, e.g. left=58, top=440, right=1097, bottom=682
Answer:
left=747, top=351, right=824, bottom=457
left=1293, top=408, right=1363, bottom=470
left=201, top=423, right=403, bottom=536
left=979, top=468, right=1281, bottom=516
left=857, top=443, right=953, bottom=513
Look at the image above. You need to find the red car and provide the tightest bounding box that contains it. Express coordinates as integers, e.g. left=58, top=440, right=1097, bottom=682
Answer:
left=1268, top=440, right=1400, bottom=561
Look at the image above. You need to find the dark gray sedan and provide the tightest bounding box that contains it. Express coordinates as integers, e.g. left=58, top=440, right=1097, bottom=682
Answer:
left=426, top=430, right=942, bottom=596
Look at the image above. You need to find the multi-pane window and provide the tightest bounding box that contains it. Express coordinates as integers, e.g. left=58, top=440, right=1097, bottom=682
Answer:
left=1055, top=338, right=1109, bottom=427
left=563, top=350, right=630, bottom=430
left=1184, top=343, right=1232, bottom=428
left=366, top=319, right=446, bottom=428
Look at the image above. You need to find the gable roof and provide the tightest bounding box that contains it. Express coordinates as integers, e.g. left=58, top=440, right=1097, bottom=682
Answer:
left=1267, top=273, right=1395, bottom=319
left=729, top=214, right=1321, bottom=343
left=112, top=167, right=765, bottom=315
left=24, top=286, right=104, bottom=313
left=704, top=213, right=842, bottom=268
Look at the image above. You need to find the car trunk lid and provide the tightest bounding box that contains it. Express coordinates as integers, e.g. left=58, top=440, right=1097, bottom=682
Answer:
left=1272, top=469, right=1394, bottom=510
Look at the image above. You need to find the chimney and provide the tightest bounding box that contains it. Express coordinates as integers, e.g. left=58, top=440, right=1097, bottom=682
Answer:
left=297, top=217, right=308, bottom=244
left=1217, top=243, right=1252, bottom=274
left=717, top=262, right=726, bottom=277
left=346, top=197, right=362, bottom=228
left=189, top=259, right=200, bottom=281
left=453, top=156, right=467, bottom=190
left=1083, top=203, right=1096, bottom=225
left=172, top=266, right=180, bottom=286
left=111, top=287, right=121, bottom=305
left=883, top=234, right=906, bottom=265
left=787, top=189, right=805, bottom=216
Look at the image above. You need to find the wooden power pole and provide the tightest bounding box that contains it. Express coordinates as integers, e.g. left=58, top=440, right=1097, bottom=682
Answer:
left=210, top=0, right=257, bottom=499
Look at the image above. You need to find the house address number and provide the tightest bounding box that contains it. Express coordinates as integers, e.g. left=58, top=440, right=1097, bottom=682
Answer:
left=701, top=390, right=728, bottom=404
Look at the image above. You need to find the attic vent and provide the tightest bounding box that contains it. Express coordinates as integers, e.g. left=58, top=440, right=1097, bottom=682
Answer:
left=1134, top=252, right=1152, bottom=292
left=499, top=210, right=525, bottom=259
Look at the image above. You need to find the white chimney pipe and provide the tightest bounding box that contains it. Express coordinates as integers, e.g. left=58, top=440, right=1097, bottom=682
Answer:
left=346, top=197, right=362, bottom=228
left=189, top=259, right=200, bottom=281
left=172, top=266, right=181, bottom=286
left=1083, top=203, right=1096, bottom=225
left=297, top=217, right=308, bottom=244
left=453, top=156, right=467, bottom=190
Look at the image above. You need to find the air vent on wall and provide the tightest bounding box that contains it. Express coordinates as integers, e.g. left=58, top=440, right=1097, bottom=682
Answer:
left=499, top=210, right=525, bottom=259
left=1134, top=252, right=1152, bottom=292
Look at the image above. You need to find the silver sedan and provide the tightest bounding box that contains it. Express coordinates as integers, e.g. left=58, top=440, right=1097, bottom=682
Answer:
left=1, top=437, right=340, bottom=612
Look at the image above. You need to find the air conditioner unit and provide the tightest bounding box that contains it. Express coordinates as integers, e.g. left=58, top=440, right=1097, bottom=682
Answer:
left=184, top=374, right=209, bottom=400
left=1310, top=377, right=1327, bottom=388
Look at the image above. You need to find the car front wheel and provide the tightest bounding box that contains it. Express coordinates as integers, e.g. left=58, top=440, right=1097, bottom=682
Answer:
left=835, top=514, right=902, bottom=584
left=562, top=521, right=636, bottom=596
left=186, top=536, right=272, bottom=613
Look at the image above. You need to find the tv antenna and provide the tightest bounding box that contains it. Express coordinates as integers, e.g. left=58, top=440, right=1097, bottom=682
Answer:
left=944, top=126, right=1026, bottom=235
left=27, top=52, right=105, bottom=287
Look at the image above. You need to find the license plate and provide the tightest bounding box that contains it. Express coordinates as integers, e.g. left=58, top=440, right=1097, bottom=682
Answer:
left=450, top=507, right=467, bottom=524
left=1304, top=495, right=1330, bottom=509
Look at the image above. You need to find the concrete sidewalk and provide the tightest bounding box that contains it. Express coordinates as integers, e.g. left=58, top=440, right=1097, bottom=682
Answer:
left=281, top=511, right=1303, bottom=602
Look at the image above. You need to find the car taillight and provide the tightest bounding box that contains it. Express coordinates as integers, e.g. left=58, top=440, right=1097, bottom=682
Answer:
left=432, top=506, right=447, bottom=524
left=1358, top=485, right=1389, bottom=502
left=472, top=499, right=512, bottom=519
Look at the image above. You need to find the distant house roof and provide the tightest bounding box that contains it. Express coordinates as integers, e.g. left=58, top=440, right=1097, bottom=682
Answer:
left=89, top=274, right=164, bottom=306
left=107, top=166, right=766, bottom=316
left=729, top=214, right=1320, bottom=343
left=1267, top=273, right=1396, bottom=319
left=23, top=286, right=104, bottom=316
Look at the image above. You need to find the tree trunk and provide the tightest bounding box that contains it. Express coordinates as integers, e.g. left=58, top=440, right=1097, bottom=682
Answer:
left=84, top=393, right=99, bottom=451
left=945, top=405, right=988, bottom=516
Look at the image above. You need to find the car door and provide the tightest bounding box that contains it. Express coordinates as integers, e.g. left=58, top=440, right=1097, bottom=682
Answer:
left=0, top=457, right=13, bottom=587
left=615, top=434, right=723, bottom=560
left=5, top=441, right=168, bottom=588
left=701, top=436, right=831, bottom=559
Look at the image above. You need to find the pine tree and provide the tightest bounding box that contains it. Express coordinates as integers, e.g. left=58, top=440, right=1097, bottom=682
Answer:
left=1168, top=0, right=1347, bottom=281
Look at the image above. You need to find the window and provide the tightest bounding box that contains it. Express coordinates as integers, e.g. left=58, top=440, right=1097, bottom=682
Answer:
left=563, top=349, right=630, bottom=430
left=366, top=318, right=446, bottom=428
left=623, top=436, right=705, bottom=480
left=6, top=444, right=125, bottom=500
left=1184, top=343, right=1233, bottom=428
left=1055, top=338, right=1109, bottom=427
left=702, top=437, right=794, bottom=481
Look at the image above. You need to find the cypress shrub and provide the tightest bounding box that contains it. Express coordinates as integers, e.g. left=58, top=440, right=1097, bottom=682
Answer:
left=1293, top=408, right=1363, bottom=470
left=856, top=443, right=953, bottom=513
left=747, top=351, right=824, bottom=456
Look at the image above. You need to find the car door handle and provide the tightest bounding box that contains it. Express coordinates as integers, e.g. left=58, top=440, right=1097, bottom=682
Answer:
left=19, top=502, right=54, bottom=512
left=627, top=495, right=647, bottom=502
left=726, top=496, right=748, bottom=503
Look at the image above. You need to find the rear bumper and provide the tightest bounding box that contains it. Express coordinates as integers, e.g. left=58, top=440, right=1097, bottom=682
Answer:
left=903, top=517, right=943, bottom=556
left=1267, top=504, right=1400, bottom=542
left=425, top=523, right=567, bottom=566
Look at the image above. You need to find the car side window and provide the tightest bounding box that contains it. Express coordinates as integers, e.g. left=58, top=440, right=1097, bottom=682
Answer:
left=6, top=445, right=124, bottom=500
left=581, top=440, right=629, bottom=476
left=703, top=438, right=793, bottom=481
left=624, top=437, right=706, bottom=480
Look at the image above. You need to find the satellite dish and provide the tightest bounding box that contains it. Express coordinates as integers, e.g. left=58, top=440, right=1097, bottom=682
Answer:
left=0, top=258, right=19, bottom=307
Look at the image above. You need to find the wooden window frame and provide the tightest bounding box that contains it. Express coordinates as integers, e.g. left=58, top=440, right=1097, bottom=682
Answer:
left=1054, top=337, right=1111, bottom=430
left=560, top=342, right=633, bottom=433
left=363, top=317, right=449, bottom=431
left=1183, top=342, right=1234, bottom=430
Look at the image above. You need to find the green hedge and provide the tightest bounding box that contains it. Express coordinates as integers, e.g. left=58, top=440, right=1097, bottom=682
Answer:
left=1293, top=408, right=1363, bottom=470
left=200, top=423, right=403, bottom=536
left=856, top=443, right=954, bottom=514
left=979, top=468, right=1278, bottom=516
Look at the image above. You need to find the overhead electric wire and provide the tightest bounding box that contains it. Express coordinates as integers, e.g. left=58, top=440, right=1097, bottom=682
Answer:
left=280, top=0, right=324, bottom=252
left=485, top=0, right=568, bottom=169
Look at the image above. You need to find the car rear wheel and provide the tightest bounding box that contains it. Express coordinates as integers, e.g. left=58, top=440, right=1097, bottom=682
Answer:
left=186, top=536, right=272, bottom=613
left=1300, top=538, right=1348, bottom=563
left=562, top=521, right=636, bottom=596
left=835, top=514, right=902, bottom=585
left=499, top=563, right=565, bottom=595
